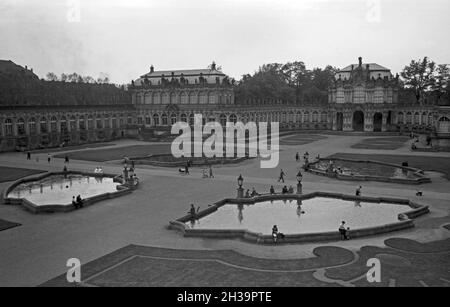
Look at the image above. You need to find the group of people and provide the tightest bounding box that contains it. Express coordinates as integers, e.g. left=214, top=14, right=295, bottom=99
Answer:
left=269, top=185, right=294, bottom=195
left=72, top=195, right=84, bottom=209
left=245, top=188, right=260, bottom=198
left=94, top=167, right=104, bottom=174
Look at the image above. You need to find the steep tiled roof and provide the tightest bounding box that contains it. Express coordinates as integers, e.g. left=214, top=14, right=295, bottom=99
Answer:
left=141, top=69, right=225, bottom=78
left=340, top=63, right=390, bottom=72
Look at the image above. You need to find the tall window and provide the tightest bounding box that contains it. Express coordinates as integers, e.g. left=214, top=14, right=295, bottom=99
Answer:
left=321, top=112, right=327, bottom=123
left=70, top=116, right=77, bottom=131
left=161, top=114, right=168, bottom=126
left=60, top=117, right=67, bottom=132
left=79, top=117, right=86, bottom=130
left=96, top=116, right=103, bottom=129
left=104, top=116, right=110, bottom=128
left=406, top=112, right=412, bottom=124
left=40, top=117, right=48, bottom=133
left=414, top=112, right=420, bottom=124
left=145, top=116, right=151, bottom=125
left=229, top=114, right=237, bottom=124
left=180, top=114, right=187, bottom=123
left=153, top=114, right=160, bottom=126
left=397, top=112, right=404, bottom=124
left=29, top=118, right=37, bottom=135
left=51, top=116, right=57, bottom=132
left=170, top=113, right=177, bottom=125
left=5, top=119, right=13, bottom=136
left=17, top=118, right=25, bottom=135
left=312, top=112, right=319, bottom=123
left=88, top=116, right=94, bottom=130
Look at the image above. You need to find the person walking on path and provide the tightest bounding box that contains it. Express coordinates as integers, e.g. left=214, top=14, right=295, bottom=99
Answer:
left=356, top=186, right=362, bottom=197
left=278, top=169, right=286, bottom=183
left=47, top=154, right=51, bottom=164
left=209, top=165, right=214, bottom=178
left=295, top=152, right=299, bottom=162
left=65, top=155, right=69, bottom=163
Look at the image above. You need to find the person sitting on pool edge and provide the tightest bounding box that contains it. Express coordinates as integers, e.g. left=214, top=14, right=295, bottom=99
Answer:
left=270, top=186, right=275, bottom=195
left=282, top=186, right=288, bottom=194
left=76, top=195, right=84, bottom=208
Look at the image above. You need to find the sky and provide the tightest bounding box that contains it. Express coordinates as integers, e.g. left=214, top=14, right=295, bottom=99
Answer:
left=1, top=0, right=449, bottom=84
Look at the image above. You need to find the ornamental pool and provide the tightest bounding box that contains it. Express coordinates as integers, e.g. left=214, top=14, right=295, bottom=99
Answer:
left=7, top=174, right=120, bottom=206
left=186, top=197, right=409, bottom=235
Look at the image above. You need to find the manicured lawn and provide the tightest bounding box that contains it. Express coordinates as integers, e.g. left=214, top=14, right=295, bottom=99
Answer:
left=351, top=137, right=409, bottom=150
left=328, top=153, right=450, bottom=180
left=30, top=142, right=115, bottom=154
left=280, top=134, right=328, bottom=145
left=0, top=166, right=45, bottom=183
left=0, top=219, right=21, bottom=232
left=54, top=144, right=173, bottom=162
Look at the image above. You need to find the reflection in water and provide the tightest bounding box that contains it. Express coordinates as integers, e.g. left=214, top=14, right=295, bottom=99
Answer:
left=7, top=174, right=119, bottom=206
left=354, top=200, right=361, bottom=207
left=237, top=204, right=244, bottom=223
left=187, top=198, right=408, bottom=235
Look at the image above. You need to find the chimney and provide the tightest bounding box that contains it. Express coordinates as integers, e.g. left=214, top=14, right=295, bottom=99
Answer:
left=150, top=65, right=154, bottom=73
left=211, top=61, right=216, bottom=70
left=358, top=57, right=363, bottom=67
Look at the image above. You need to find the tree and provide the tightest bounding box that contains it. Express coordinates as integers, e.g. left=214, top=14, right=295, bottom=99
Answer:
left=400, top=57, right=436, bottom=105
left=46, top=72, right=59, bottom=81
left=431, top=64, right=450, bottom=102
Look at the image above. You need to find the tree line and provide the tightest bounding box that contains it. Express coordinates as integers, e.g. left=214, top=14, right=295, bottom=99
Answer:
left=45, top=72, right=110, bottom=84
left=235, top=57, right=450, bottom=105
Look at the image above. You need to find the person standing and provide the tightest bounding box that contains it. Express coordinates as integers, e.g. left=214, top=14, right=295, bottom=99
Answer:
left=27, top=152, right=31, bottom=160
left=356, top=186, right=362, bottom=197
left=278, top=169, right=286, bottom=183
left=185, top=162, right=190, bottom=175
left=339, top=221, right=348, bottom=240
left=272, top=225, right=279, bottom=243
left=295, top=152, right=299, bottom=162
left=47, top=154, right=51, bottom=164
left=270, top=185, right=275, bottom=195
left=65, top=155, right=69, bottom=163
left=209, top=165, right=214, bottom=178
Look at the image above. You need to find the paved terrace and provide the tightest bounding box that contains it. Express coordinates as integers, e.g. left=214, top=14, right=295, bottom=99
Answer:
left=0, top=134, right=449, bottom=286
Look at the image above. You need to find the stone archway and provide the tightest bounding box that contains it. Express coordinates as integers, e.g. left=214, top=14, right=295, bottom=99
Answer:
left=336, top=112, right=344, bottom=131
left=373, top=113, right=383, bottom=132
left=352, top=111, right=365, bottom=131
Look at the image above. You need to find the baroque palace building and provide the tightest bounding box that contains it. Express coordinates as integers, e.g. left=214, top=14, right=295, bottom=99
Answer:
left=1, top=58, right=449, bottom=152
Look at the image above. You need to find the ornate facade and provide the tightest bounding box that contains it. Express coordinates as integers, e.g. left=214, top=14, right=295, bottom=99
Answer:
left=1, top=59, right=449, bottom=152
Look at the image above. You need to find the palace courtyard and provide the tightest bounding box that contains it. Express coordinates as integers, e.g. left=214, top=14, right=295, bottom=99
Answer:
left=0, top=133, right=449, bottom=287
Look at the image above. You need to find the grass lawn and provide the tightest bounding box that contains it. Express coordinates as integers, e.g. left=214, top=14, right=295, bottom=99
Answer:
left=0, top=166, right=45, bottom=183
left=0, top=219, right=21, bottom=232
left=54, top=144, right=172, bottom=162
left=328, top=153, right=450, bottom=180
left=350, top=137, right=409, bottom=150
left=30, top=142, right=115, bottom=154
left=280, top=134, right=328, bottom=145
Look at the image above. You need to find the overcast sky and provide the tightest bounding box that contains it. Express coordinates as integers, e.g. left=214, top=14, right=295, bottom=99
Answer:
left=1, top=0, right=449, bottom=84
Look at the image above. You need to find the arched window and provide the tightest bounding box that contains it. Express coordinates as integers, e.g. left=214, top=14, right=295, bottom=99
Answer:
left=421, top=112, right=427, bottom=125
left=161, top=114, right=168, bottom=126
left=88, top=116, right=94, bottom=130
left=289, top=112, right=294, bottom=123
left=180, top=92, right=188, bottom=104
left=112, top=115, right=117, bottom=128
left=438, top=117, right=450, bottom=133
left=145, top=115, right=151, bottom=125
left=70, top=116, right=77, bottom=130
left=96, top=116, right=103, bottom=129
left=397, top=112, right=404, bottom=124
left=17, top=118, right=25, bottom=135
left=170, top=113, right=177, bottom=125
left=153, top=114, right=160, bottom=126
left=297, top=111, right=302, bottom=123
left=303, top=112, right=310, bottom=123
left=321, top=112, right=327, bottom=123
left=312, top=112, right=319, bottom=123
left=104, top=115, right=110, bottom=128
left=229, top=114, right=237, bottom=124
left=414, top=112, right=420, bottom=124
left=137, top=116, right=143, bottom=125
left=180, top=114, right=187, bottom=123
left=199, top=92, right=207, bottom=104
left=406, top=112, right=412, bottom=124
left=40, top=117, right=48, bottom=133
left=189, top=114, right=195, bottom=126
left=51, top=116, right=58, bottom=132
left=60, top=116, right=67, bottom=132
left=5, top=119, right=13, bottom=135
left=28, top=117, right=37, bottom=135
left=428, top=114, right=433, bottom=125
left=79, top=116, right=86, bottom=130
